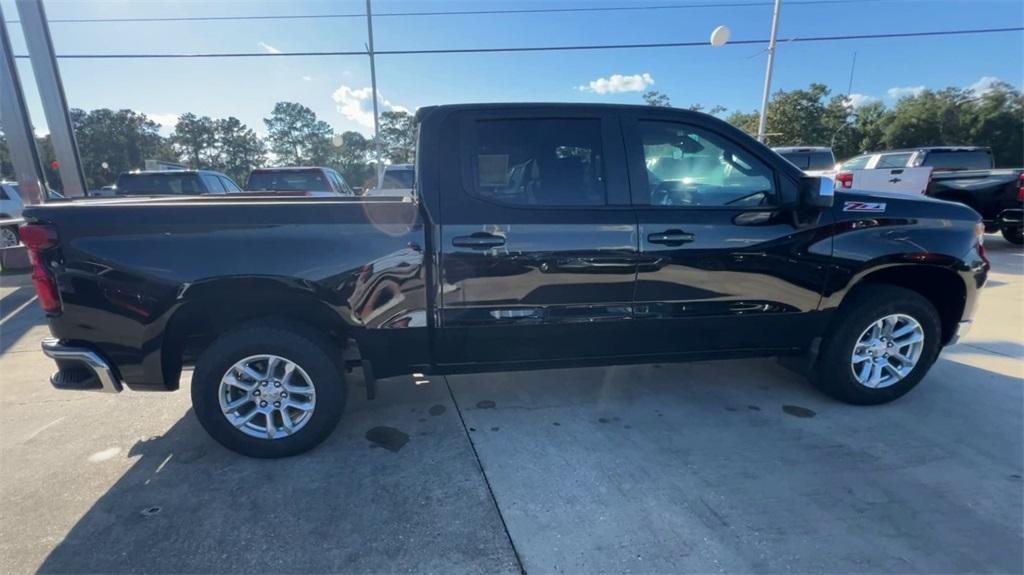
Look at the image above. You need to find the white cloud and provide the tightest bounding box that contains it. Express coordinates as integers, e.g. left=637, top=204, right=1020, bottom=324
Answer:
left=844, top=94, right=879, bottom=108
left=139, top=112, right=179, bottom=134
left=967, top=75, right=1001, bottom=95
left=301, top=75, right=313, bottom=82
left=886, top=85, right=925, bottom=100
left=577, top=73, right=654, bottom=94
left=258, top=41, right=282, bottom=54
left=331, top=85, right=410, bottom=130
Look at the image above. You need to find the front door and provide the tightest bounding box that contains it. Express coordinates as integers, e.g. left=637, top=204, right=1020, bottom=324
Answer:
left=437, top=110, right=637, bottom=367
left=624, top=115, right=832, bottom=356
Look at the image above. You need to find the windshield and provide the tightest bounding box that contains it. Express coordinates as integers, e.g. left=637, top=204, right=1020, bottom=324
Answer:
left=246, top=170, right=330, bottom=192
left=115, top=173, right=203, bottom=195
left=921, top=150, right=993, bottom=171
left=778, top=151, right=835, bottom=171
left=381, top=168, right=414, bottom=189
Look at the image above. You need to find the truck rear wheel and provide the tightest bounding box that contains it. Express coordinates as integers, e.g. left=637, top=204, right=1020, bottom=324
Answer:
left=812, top=285, right=941, bottom=405
left=191, top=320, right=347, bottom=458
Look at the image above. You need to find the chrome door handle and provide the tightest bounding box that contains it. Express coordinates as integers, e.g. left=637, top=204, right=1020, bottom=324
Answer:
left=647, top=230, right=695, bottom=246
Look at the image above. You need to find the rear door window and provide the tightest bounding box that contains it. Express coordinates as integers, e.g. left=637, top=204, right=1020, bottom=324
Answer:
left=779, top=151, right=834, bottom=171
left=201, top=174, right=226, bottom=193
left=219, top=176, right=242, bottom=192
left=247, top=170, right=331, bottom=192
left=467, top=118, right=606, bottom=206
left=839, top=155, right=872, bottom=171
left=876, top=153, right=912, bottom=169
left=920, top=150, right=993, bottom=170
left=115, top=173, right=204, bottom=195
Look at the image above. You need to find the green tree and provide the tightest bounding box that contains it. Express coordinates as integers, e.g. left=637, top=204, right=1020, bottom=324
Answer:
left=643, top=90, right=671, bottom=107
left=169, top=113, right=216, bottom=168
left=882, top=88, right=972, bottom=149
left=965, top=82, right=1024, bottom=167
left=71, top=108, right=174, bottom=188
left=726, top=109, right=759, bottom=135
left=334, top=130, right=375, bottom=187
left=263, top=102, right=333, bottom=165
left=212, top=117, right=266, bottom=183
left=376, top=110, right=416, bottom=164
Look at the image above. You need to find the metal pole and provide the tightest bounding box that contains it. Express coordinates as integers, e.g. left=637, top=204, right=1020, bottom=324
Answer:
left=846, top=51, right=858, bottom=96
left=366, top=0, right=383, bottom=189
left=17, top=0, right=87, bottom=197
left=0, top=1, right=47, bottom=205
left=756, top=0, right=782, bottom=143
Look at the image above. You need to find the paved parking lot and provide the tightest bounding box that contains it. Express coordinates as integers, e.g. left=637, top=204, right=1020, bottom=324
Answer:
left=1, top=237, right=1021, bottom=574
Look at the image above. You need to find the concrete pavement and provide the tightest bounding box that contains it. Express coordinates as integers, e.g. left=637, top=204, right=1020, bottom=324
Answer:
left=1, top=236, right=1021, bottom=573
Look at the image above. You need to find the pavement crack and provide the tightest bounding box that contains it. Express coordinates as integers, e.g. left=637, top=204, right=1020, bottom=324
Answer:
left=444, top=375, right=526, bottom=575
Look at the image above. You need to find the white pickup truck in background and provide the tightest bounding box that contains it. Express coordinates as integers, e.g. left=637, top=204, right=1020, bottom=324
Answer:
left=835, top=150, right=933, bottom=195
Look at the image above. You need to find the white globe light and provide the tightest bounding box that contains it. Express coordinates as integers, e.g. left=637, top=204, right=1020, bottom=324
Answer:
left=710, top=25, right=731, bottom=47
left=101, top=162, right=109, bottom=169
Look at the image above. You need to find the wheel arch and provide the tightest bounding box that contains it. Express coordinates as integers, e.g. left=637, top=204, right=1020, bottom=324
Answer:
left=160, top=277, right=354, bottom=389
left=838, top=264, right=967, bottom=345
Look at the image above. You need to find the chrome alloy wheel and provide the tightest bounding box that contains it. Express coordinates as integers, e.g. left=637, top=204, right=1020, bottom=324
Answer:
left=851, top=313, right=925, bottom=389
left=218, top=355, right=317, bottom=439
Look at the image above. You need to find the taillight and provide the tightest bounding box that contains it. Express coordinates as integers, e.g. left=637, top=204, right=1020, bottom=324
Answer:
left=19, top=224, right=62, bottom=314
left=836, top=172, right=854, bottom=189
left=1017, top=173, right=1023, bottom=202
left=975, top=222, right=989, bottom=267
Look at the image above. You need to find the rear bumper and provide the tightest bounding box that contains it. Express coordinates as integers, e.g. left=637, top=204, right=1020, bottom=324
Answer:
left=41, top=338, right=123, bottom=393
left=996, top=208, right=1022, bottom=228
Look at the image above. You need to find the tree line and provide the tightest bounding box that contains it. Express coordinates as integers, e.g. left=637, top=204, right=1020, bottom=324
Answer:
left=644, top=80, right=1023, bottom=167
left=0, top=102, right=416, bottom=189
left=2, top=81, right=1021, bottom=190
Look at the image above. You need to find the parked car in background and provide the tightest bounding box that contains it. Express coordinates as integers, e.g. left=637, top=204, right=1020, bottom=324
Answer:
left=835, top=151, right=933, bottom=195
left=115, top=170, right=243, bottom=196
left=246, top=167, right=356, bottom=197
left=364, top=164, right=415, bottom=198
left=1, top=182, right=65, bottom=247
left=773, top=146, right=836, bottom=177
left=25, top=103, right=989, bottom=458
left=916, top=147, right=1023, bottom=245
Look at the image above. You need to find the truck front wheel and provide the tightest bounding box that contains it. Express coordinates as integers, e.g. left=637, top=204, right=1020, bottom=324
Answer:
left=812, top=285, right=942, bottom=405
left=191, top=320, right=347, bottom=458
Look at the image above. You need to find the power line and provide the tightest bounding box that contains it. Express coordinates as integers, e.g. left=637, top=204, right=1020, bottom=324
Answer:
left=11, top=26, right=1022, bottom=59
left=7, top=0, right=921, bottom=24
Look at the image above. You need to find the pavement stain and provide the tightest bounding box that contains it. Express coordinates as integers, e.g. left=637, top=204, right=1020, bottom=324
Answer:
left=782, top=405, right=817, bottom=418
left=428, top=404, right=446, bottom=416
left=476, top=400, right=496, bottom=409
left=365, top=426, right=410, bottom=452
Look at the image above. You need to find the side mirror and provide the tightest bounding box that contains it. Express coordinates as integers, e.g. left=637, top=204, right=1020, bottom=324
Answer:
left=801, top=176, right=834, bottom=209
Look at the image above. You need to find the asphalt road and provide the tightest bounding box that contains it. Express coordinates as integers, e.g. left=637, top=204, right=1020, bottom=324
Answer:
left=1, top=236, right=1021, bottom=574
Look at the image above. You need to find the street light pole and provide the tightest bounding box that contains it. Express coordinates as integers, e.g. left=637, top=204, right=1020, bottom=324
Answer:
left=365, top=0, right=383, bottom=189
left=756, top=0, right=782, bottom=143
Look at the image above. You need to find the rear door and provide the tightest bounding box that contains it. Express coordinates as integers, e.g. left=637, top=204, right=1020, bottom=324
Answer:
left=624, top=112, right=832, bottom=355
left=852, top=153, right=932, bottom=194
left=436, top=109, right=637, bottom=367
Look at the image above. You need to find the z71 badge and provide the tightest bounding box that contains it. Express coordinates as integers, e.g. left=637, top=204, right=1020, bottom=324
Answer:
left=843, top=201, right=887, bottom=213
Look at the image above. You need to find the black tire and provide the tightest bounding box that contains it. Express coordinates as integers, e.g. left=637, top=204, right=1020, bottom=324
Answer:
left=191, top=319, right=347, bottom=458
left=1001, top=227, right=1023, bottom=245
left=812, top=285, right=942, bottom=405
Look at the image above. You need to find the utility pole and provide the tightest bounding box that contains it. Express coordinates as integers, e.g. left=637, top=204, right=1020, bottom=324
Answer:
left=756, top=0, right=782, bottom=143
left=0, top=1, right=47, bottom=206
left=366, top=0, right=383, bottom=189
left=17, top=0, right=87, bottom=197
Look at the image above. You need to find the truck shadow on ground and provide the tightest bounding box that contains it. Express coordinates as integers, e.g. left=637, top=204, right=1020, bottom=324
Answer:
left=35, top=356, right=1023, bottom=574
left=0, top=285, right=41, bottom=354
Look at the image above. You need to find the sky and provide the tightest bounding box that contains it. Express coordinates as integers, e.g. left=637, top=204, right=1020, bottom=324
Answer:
left=2, top=0, right=1022, bottom=138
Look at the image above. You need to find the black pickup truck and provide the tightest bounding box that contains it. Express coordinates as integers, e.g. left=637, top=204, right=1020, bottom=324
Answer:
left=22, top=104, right=989, bottom=457
left=917, top=147, right=1024, bottom=245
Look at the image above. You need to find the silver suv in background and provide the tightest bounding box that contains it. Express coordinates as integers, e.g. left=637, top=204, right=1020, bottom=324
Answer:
left=364, top=164, right=415, bottom=198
